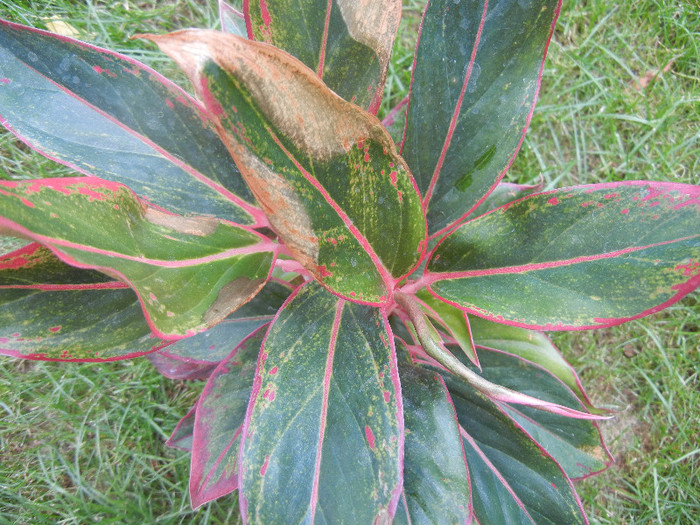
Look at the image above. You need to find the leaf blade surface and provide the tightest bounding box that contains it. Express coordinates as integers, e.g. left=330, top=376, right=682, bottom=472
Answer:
left=0, top=243, right=164, bottom=360
left=402, top=0, right=561, bottom=235
left=0, top=19, right=261, bottom=224
left=446, top=378, right=586, bottom=524
left=147, top=30, right=426, bottom=304
left=427, top=182, right=700, bottom=329
left=244, top=0, right=402, bottom=112
left=238, top=282, right=403, bottom=523
left=394, top=339, right=471, bottom=525
left=0, top=178, right=275, bottom=337
left=190, top=328, right=264, bottom=508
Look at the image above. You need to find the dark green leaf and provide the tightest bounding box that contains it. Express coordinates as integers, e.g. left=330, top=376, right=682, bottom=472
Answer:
left=239, top=282, right=402, bottom=523
left=382, top=96, right=408, bottom=147
left=0, top=20, right=263, bottom=224
left=147, top=30, right=426, bottom=304
left=427, top=182, right=700, bottom=329
left=244, top=0, right=402, bottom=112
left=0, top=178, right=275, bottom=337
left=445, top=375, right=586, bottom=524
left=473, top=347, right=611, bottom=479
left=467, top=179, right=544, bottom=219
left=0, top=243, right=163, bottom=361
left=189, top=327, right=264, bottom=508
left=166, top=404, right=196, bottom=451
left=402, top=0, right=561, bottom=234
left=394, top=339, right=471, bottom=525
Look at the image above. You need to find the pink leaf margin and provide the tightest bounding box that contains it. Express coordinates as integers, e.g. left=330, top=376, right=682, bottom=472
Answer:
left=0, top=19, right=268, bottom=227
left=189, top=325, right=268, bottom=509
left=419, top=181, right=700, bottom=331
left=237, top=282, right=406, bottom=522
left=399, top=0, right=563, bottom=241
left=0, top=177, right=278, bottom=340
left=0, top=242, right=171, bottom=362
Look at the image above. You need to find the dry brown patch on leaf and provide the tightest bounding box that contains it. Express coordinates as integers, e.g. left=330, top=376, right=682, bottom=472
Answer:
left=142, top=30, right=399, bottom=162
left=336, top=0, right=402, bottom=74
left=144, top=206, right=218, bottom=236
left=203, top=276, right=266, bottom=325
left=232, top=149, right=319, bottom=272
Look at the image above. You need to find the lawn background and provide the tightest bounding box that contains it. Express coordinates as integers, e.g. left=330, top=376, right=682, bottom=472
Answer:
left=0, top=1, right=698, bottom=523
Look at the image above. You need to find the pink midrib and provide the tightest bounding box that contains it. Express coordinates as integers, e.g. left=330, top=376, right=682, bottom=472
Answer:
left=268, top=132, right=396, bottom=293
left=0, top=217, right=277, bottom=268
left=316, top=0, right=333, bottom=78
left=426, top=0, right=565, bottom=241
left=460, top=427, right=535, bottom=523
left=421, top=0, right=490, bottom=210
left=424, top=235, right=698, bottom=283
left=309, top=299, right=344, bottom=519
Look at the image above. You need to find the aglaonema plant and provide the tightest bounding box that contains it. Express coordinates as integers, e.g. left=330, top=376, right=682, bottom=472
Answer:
left=0, top=0, right=698, bottom=522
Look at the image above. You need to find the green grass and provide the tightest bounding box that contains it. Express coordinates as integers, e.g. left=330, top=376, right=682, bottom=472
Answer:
left=507, top=2, right=699, bottom=523
left=1, top=0, right=698, bottom=523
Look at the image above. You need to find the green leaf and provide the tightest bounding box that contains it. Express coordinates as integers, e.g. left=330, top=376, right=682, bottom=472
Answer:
left=244, top=0, right=402, bottom=112
left=401, top=0, right=561, bottom=235
left=467, top=179, right=544, bottom=219
left=394, top=340, right=471, bottom=525
left=0, top=243, right=163, bottom=361
left=149, top=279, right=291, bottom=378
left=472, top=346, right=611, bottom=480
left=382, top=96, right=408, bottom=147
left=469, top=315, right=598, bottom=412
left=444, top=374, right=586, bottom=524
left=0, top=20, right=263, bottom=225
left=157, top=279, right=291, bottom=362
left=239, top=282, right=402, bottom=523
left=166, top=404, right=196, bottom=451
left=427, top=182, right=700, bottom=329
left=219, top=0, right=247, bottom=37
left=147, top=30, right=426, bottom=305
left=147, top=351, right=217, bottom=380
left=0, top=178, right=275, bottom=337
left=415, top=288, right=478, bottom=366
left=189, top=327, right=264, bottom=508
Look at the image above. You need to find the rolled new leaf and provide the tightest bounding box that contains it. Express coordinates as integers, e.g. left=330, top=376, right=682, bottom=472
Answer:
left=0, top=19, right=263, bottom=225
left=426, top=182, right=700, bottom=329
left=401, top=0, right=561, bottom=235
left=469, top=316, right=599, bottom=412
left=415, top=288, right=479, bottom=366
left=0, top=178, right=276, bottom=337
left=395, top=292, right=605, bottom=420
left=144, top=30, right=426, bottom=305
left=475, top=348, right=612, bottom=479
left=433, top=340, right=611, bottom=480
left=244, top=0, right=402, bottom=112
left=450, top=385, right=587, bottom=524
left=0, top=243, right=165, bottom=361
